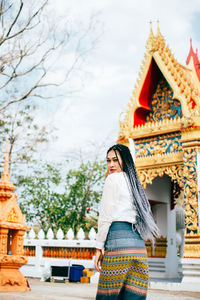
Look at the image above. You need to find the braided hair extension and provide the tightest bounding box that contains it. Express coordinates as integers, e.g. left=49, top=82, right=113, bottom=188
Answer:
left=107, top=144, right=160, bottom=244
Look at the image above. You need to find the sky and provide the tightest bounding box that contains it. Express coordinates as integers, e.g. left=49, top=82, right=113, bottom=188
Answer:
left=40, top=0, right=200, bottom=161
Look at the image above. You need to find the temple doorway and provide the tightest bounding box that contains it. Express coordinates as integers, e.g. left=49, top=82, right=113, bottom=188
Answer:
left=145, top=174, right=180, bottom=278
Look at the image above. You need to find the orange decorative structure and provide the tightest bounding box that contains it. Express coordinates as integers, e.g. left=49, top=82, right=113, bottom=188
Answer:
left=0, top=142, right=30, bottom=292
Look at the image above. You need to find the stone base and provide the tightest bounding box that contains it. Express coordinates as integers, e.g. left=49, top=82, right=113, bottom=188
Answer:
left=0, top=268, right=30, bottom=292
left=181, top=258, right=200, bottom=284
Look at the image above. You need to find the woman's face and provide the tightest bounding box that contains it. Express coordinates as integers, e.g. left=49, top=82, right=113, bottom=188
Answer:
left=107, top=150, right=123, bottom=174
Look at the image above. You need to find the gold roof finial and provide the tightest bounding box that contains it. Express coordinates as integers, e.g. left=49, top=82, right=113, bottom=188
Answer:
left=149, top=20, right=154, bottom=37
left=156, top=19, right=165, bottom=48
left=157, top=20, right=160, bottom=32
left=146, top=20, right=158, bottom=54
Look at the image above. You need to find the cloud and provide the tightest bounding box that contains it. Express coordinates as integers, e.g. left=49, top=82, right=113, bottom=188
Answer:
left=44, top=0, right=200, bottom=158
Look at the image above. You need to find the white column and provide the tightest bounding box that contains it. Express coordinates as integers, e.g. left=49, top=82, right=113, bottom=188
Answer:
left=166, top=203, right=178, bottom=277
left=35, top=244, right=43, bottom=278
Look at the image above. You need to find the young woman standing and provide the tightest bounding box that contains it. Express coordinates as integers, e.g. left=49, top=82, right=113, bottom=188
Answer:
left=95, top=144, right=159, bottom=299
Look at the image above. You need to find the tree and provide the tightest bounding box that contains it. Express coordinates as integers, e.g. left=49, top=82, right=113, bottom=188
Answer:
left=65, top=160, right=106, bottom=234
left=0, top=0, right=99, bottom=111
left=0, top=0, right=100, bottom=172
left=0, top=103, right=52, bottom=173
left=18, top=159, right=106, bottom=235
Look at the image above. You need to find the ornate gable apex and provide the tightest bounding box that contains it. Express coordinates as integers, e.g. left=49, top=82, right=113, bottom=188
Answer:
left=118, top=22, right=200, bottom=142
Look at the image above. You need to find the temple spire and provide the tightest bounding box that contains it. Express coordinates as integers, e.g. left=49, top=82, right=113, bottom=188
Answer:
left=4, top=140, right=9, bottom=174
left=0, top=141, right=15, bottom=200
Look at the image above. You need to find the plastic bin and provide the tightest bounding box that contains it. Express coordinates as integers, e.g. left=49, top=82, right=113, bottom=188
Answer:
left=69, top=264, right=84, bottom=282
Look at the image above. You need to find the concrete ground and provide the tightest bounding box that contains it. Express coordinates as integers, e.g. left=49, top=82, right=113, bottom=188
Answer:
left=0, top=279, right=200, bottom=300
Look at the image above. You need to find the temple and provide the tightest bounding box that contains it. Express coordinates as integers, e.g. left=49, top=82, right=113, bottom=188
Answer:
left=118, top=22, right=200, bottom=279
left=0, top=142, right=30, bottom=291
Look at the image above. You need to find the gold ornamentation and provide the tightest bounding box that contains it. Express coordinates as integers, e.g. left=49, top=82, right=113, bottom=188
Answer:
left=119, top=103, right=134, bottom=140
left=145, top=21, right=159, bottom=54
left=137, top=165, right=183, bottom=189
left=136, top=136, right=182, bottom=157
left=156, top=20, right=165, bottom=49
left=136, top=152, right=183, bottom=169
left=184, top=237, right=200, bottom=258
left=7, top=209, right=18, bottom=223
left=122, top=117, right=193, bottom=140
left=145, top=236, right=167, bottom=258
left=146, top=79, right=182, bottom=123
left=183, top=149, right=199, bottom=236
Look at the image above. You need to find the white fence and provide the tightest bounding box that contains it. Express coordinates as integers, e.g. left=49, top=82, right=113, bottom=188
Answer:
left=21, top=227, right=97, bottom=280
left=22, top=226, right=200, bottom=282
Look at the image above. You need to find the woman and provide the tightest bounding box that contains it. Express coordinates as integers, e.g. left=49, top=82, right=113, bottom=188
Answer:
left=95, top=144, right=159, bottom=300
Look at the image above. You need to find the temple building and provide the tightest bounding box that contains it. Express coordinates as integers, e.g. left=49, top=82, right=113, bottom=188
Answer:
left=118, top=22, right=200, bottom=280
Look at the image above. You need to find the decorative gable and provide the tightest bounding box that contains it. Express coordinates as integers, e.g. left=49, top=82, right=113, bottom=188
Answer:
left=145, top=78, right=183, bottom=123
left=118, top=22, right=200, bottom=142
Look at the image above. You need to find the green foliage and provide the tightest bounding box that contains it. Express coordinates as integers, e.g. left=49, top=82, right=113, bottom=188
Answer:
left=18, top=160, right=106, bottom=235
left=65, top=161, right=106, bottom=234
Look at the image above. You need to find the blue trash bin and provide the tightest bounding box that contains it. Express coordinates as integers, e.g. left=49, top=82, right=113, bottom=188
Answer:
left=69, top=264, right=84, bottom=282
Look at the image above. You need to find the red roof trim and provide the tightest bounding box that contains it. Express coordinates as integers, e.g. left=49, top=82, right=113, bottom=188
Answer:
left=186, top=38, right=200, bottom=82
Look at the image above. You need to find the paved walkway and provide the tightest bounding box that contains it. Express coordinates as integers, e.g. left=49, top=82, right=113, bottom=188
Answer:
left=0, top=279, right=200, bottom=300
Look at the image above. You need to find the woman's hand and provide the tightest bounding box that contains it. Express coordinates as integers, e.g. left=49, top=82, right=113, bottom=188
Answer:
left=95, top=248, right=103, bottom=272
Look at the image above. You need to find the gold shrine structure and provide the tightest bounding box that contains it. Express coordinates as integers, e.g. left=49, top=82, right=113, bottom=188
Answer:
left=118, top=22, right=200, bottom=264
left=0, top=142, right=30, bottom=292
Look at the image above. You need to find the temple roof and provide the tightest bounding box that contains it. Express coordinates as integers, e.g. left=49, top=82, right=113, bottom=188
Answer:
left=118, top=22, right=200, bottom=142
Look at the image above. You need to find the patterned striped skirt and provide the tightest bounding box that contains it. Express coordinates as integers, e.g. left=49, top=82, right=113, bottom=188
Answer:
left=96, top=222, right=149, bottom=300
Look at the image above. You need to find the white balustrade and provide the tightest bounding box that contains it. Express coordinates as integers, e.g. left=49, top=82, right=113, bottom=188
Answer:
left=38, top=229, right=45, bottom=239
left=47, top=228, right=54, bottom=240
left=89, top=227, right=96, bottom=240
left=28, top=228, right=36, bottom=239
left=66, top=228, right=74, bottom=240
left=77, top=228, right=85, bottom=240
left=56, top=228, right=64, bottom=240
left=26, top=226, right=97, bottom=242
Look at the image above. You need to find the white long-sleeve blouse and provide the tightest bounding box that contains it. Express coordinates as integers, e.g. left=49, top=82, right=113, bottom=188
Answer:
left=96, top=172, right=137, bottom=249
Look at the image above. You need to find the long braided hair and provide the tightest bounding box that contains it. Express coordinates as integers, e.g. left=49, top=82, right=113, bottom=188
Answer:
left=107, top=144, right=160, bottom=244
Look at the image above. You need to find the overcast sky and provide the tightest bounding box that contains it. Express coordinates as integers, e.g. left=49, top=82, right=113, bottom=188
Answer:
left=41, top=0, right=200, bottom=160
